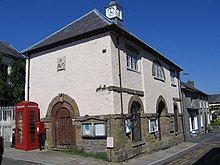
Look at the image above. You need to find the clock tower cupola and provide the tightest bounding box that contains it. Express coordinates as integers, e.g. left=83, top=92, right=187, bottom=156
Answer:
left=105, top=0, right=123, bottom=27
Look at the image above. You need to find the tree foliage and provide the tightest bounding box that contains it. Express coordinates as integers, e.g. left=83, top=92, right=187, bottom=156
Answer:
left=0, top=57, right=25, bottom=105
left=8, top=59, right=25, bottom=105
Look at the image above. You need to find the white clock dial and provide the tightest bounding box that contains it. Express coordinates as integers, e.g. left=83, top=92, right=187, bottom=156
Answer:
left=108, top=7, right=115, bottom=16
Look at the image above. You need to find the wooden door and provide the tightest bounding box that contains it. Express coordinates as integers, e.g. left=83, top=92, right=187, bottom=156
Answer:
left=52, top=102, right=75, bottom=148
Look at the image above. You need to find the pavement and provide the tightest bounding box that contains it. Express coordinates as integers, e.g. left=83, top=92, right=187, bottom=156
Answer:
left=3, top=128, right=219, bottom=165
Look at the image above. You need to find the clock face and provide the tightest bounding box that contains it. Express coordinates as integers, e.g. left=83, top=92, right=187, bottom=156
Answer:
left=108, top=7, right=115, bottom=16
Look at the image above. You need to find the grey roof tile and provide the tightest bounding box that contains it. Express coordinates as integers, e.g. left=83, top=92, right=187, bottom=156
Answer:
left=23, top=9, right=113, bottom=53
left=0, top=42, right=23, bottom=58
left=180, top=81, right=208, bottom=96
left=209, top=94, right=220, bottom=103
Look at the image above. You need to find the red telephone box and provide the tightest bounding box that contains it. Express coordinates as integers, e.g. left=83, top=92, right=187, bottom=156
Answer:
left=15, top=101, right=39, bottom=150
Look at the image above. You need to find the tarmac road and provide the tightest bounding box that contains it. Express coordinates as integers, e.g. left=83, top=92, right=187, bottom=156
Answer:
left=154, top=129, right=220, bottom=165
left=2, top=157, right=41, bottom=165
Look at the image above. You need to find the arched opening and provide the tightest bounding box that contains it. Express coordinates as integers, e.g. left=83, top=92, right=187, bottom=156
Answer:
left=130, top=101, right=141, bottom=141
left=174, top=104, right=179, bottom=132
left=46, top=94, right=80, bottom=149
left=157, top=101, right=165, bottom=140
left=128, top=96, right=144, bottom=142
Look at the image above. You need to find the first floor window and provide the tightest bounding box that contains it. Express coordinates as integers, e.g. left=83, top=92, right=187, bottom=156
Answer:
left=153, top=62, right=165, bottom=81
left=170, top=69, right=176, bottom=85
left=126, top=48, right=140, bottom=72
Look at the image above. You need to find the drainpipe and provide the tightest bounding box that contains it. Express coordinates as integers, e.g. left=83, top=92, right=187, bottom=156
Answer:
left=26, top=53, right=30, bottom=101
left=178, top=73, right=186, bottom=142
left=116, top=34, right=126, bottom=161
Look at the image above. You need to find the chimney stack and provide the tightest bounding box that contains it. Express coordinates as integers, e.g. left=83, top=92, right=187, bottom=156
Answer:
left=187, top=80, right=195, bottom=87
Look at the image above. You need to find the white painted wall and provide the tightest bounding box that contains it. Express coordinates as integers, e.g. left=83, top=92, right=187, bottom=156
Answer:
left=26, top=33, right=115, bottom=118
left=26, top=32, right=182, bottom=118
left=110, top=34, right=181, bottom=114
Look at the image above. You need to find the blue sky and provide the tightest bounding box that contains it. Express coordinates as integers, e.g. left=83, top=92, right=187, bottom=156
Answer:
left=1, top=0, right=219, bottom=94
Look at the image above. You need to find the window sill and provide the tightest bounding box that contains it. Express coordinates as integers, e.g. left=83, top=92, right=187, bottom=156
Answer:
left=132, top=140, right=145, bottom=148
left=154, top=77, right=165, bottom=82
left=126, top=68, right=141, bottom=74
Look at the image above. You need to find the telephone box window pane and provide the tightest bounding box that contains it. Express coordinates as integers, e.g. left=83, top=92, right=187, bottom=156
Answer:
left=94, top=123, right=106, bottom=136
left=28, top=111, right=36, bottom=142
left=17, top=111, right=23, bottom=144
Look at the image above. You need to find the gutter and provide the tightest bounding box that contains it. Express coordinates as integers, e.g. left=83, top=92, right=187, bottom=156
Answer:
left=178, top=73, right=186, bottom=142
left=25, top=53, right=30, bottom=101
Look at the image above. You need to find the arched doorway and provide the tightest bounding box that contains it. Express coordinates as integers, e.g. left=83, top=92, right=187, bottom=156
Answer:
left=128, top=96, right=144, bottom=142
left=52, top=102, right=75, bottom=148
left=156, top=96, right=168, bottom=141
left=174, top=104, right=179, bottom=132
left=131, top=101, right=141, bottom=141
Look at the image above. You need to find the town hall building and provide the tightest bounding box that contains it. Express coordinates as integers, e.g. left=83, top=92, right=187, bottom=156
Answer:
left=22, top=0, right=184, bottom=162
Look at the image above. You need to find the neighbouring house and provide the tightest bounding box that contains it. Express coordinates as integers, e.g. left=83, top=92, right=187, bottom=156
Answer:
left=0, top=41, right=24, bottom=142
left=208, top=94, right=220, bottom=119
left=181, top=81, right=210, bottom=138
left=22, top=1, right=184, bottom=162
left=0, top=41, right=24, bottom=106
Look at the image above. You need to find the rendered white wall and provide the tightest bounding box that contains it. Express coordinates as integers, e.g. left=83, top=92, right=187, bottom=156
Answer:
left=26, top=33, right=115, bottom=118
left=26, top=32, right=182, bottom=118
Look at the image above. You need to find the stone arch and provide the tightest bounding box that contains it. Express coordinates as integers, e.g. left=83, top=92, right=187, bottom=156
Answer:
left=128, top=95, right=144, bottom=114
left=46, top=94, right=80, bottom=121
left=45, top=94, right=80, bottom=149
left=156, top=95, right=168, bottom=117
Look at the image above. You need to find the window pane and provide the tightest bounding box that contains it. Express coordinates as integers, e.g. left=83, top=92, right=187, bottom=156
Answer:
left=94, top=123, right=106, bottom=136
left=126, top=49, right=139, bottom=71
left=82, top=123, right=92, bottom=136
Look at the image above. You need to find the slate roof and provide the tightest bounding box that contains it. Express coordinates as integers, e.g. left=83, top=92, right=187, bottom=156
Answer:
left=209, top=94, right=220, bottom=104
left=180, top=81, right=208, bottom=96
left=23, top=10, right=113, bottom=53
left=0, top=41, right=22, bottom=58
left=22, top=9, right=182, bottom=71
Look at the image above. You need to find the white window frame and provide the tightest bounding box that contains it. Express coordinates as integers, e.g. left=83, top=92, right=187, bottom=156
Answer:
left=149, top=119, right=158, bottom=133
left=94, top=123, right=106, bottom=137
left=170, top=69, right=176, bottom=85
left=126, top=49, right=140, bottom=72
left=199, top=100, right=202, bottom=108
left=200, top=114, right=204, bottom=127
left=82, top=122, right=106, bottom=138
left=82, top=123, right=93, bottom=136
left=153, top=63, right=165, bottom=81
left=206, top=101, right=209, bottom=108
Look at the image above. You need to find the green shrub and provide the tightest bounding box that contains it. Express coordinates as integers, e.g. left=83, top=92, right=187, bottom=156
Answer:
left=61, top=148, right=109, bottom=161
left=211, top=118, right=220, bottom=126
